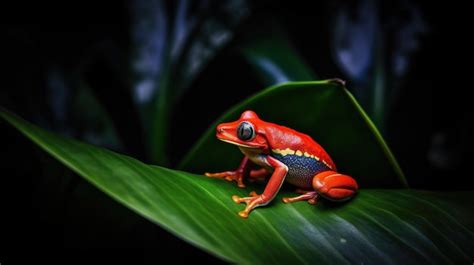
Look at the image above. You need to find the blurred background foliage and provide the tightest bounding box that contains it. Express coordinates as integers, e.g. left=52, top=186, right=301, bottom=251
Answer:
left=1, top=0, right=472, bottom=263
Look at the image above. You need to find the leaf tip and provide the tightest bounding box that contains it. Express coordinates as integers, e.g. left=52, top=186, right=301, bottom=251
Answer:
left=327, top=78, right=346, bottom=87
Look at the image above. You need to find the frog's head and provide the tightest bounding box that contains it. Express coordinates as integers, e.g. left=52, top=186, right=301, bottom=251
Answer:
left=215, top=110, right=269, bottom=150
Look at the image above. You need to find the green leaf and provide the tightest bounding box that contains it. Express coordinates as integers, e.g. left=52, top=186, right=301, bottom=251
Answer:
left=2, top=109, right=473, bottom=264
left=179, top=80, right=407, bottom=188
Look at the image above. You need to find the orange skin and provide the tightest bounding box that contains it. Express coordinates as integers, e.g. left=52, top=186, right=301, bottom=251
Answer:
left=205, top=110, right=358, bottom=218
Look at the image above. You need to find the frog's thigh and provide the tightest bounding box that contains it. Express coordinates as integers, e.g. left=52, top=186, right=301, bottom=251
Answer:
left=313, top=171, right=358, bottom=201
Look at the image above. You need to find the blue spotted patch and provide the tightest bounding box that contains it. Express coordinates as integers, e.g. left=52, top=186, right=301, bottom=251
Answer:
left=272, top=153, right=330, bottom=188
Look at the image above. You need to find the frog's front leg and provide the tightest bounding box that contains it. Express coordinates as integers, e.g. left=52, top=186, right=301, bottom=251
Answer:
left=205, top=156, right=251, bottom=188
left=232, top=156, right=288, bottom=218
left=246, top=168, right=271, bottom=184
left=249, top=168, right=271, bottom=178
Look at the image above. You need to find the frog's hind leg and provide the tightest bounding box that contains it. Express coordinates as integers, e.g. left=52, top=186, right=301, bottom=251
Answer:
left=312, top=170, right=358, bottom=201
left=282, top=171, right=358, bottom=205
left=282, top=191, right=319, bottom=205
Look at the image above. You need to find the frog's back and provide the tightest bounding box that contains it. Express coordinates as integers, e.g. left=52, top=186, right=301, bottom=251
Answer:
left=264, top=123, right=335, bottom=189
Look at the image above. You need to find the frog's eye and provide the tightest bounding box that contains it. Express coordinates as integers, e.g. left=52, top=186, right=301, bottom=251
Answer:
left=237, top=121, right=255, bottom=141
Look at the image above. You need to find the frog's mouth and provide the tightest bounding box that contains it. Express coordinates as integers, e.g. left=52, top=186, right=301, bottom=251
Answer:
left=218, top=138, right=259, bottom=148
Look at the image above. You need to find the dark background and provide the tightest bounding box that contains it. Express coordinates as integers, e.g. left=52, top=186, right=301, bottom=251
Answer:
left=1, top=1, right=472, bottom=264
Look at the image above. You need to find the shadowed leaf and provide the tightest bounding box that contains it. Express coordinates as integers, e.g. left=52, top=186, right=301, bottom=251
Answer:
left=179, top=80, right=407, bottom=188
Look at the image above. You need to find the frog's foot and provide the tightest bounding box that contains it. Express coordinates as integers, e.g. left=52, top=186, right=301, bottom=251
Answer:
left=205, top=170, right=245, bottom=188
left=232, top=191, right=258, bottom=204
left=232, top=191, right=264, bottom=218
left=282, top=191, right=319, bottom=205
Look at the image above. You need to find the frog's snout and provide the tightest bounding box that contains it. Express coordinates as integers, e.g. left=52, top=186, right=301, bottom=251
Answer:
left=216, top=123, right=230, bottom=140
left=217, top=124, right=225, bottom=134
left=216, top=123, right=234, bottom=136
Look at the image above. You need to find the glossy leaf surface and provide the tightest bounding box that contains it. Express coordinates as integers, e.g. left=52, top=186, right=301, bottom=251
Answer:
left=2, top=110, right=473, bottom=264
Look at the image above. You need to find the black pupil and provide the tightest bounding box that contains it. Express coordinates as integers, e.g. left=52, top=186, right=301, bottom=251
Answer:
left=238, top=122, right=254, bottom=141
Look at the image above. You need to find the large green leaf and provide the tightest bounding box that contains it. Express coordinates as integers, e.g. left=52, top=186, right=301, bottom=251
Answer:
left=2, top=110, right=473, bottom=264
left=179, top=80, right=407, bottom=188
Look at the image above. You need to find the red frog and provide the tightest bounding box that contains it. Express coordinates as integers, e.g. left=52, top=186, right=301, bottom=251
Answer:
left=205, top=110, right=358, bottom=218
